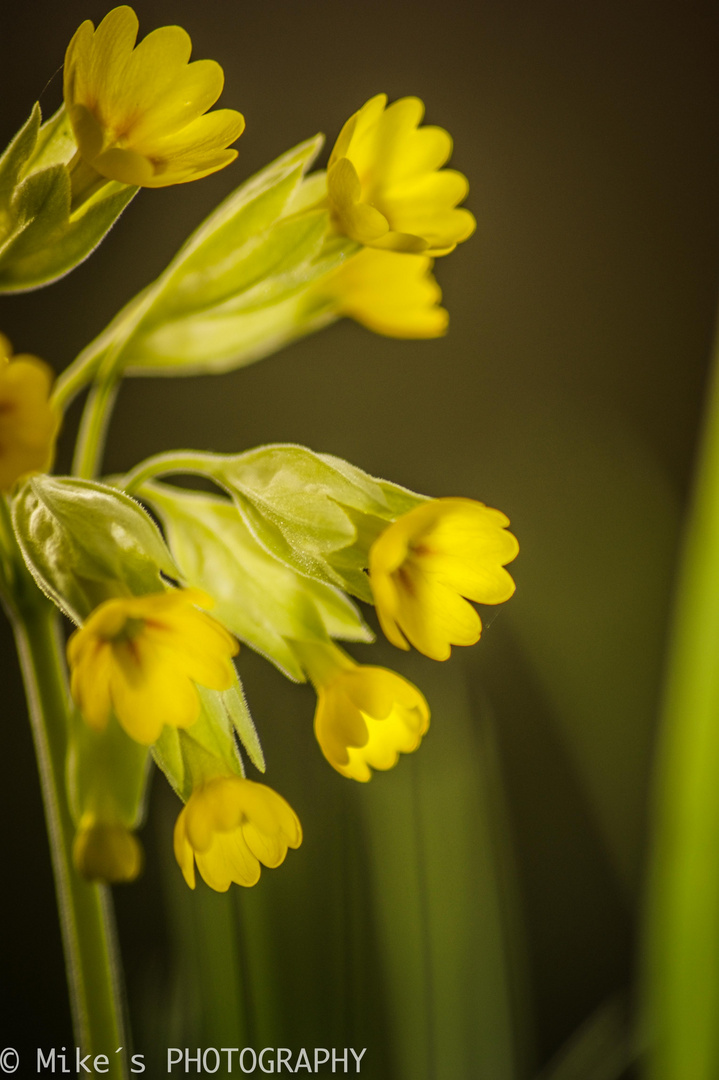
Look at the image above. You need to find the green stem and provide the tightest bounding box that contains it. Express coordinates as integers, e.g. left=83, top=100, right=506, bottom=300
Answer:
left=641, top=308, right=719, bottom=1079
left=52, top=349, right=104, bottom=414
left=121, top=450, right=220, bottom=493
left=8, top=594, right=128, bottom=1075
left=72, top=377, right=120, bottom=479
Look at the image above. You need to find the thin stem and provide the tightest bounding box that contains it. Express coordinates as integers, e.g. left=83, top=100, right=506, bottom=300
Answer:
left=121, top=450, right=219, bottom=493
left=52, top=350, right=103, bottom=414
left=8, top=593, right=128, bottom=1075
left=72, top=377, right=120, bottom=479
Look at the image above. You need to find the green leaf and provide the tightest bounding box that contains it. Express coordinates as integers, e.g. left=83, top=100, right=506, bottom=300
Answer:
left=641, top=319, right=719, bottom=1080
left=147, top=483, right=372, bottom=681
left=12, top=475, right=178, bottom=624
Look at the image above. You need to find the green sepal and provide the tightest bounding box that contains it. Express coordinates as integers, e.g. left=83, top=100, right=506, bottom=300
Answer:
left=0, top=104, right=41, bottom=209
left=146, top=482, right=372, bottom=681
left=67, top=708, right=150, bottom=830
left=153, top=681, right=257, bottom=803
left=124, top=444, right=425, bottom=601
left=11, top=475, right=179, bottom=624
left=212, top=445, right=423, bottom=601
left=70, top=137, right=355, bottom=382
left=0, top=104, right=136, bottom=293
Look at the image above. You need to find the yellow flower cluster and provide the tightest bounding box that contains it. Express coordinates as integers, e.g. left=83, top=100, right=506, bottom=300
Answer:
left=6, top=9, right=519, bottom=892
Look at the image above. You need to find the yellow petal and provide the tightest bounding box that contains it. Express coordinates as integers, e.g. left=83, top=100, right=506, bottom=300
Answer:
left=173, top=812, right=196, bottom=888
left=128, top=60, right=225, bottom=145
left=86, top=7, right=140, bottom=117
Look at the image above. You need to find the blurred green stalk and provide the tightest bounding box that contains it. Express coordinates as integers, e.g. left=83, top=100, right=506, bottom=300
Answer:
left=642, top=311, right=719, bottom=1079
left=11, top=601, right=127, bottom=1075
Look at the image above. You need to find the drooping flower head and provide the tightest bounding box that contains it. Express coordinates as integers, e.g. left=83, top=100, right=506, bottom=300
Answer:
left=73, top=814, right=144, bottom=884
left=67, top=588, right=238, bottom=744
left=174, top=776, right=302, bottom=891
left=369, top=498, right=519, bottom=661
left=0, top=335, right=59, bottom=492
left=315, top=248, right=448, bottom=338
left=293, top=641, right=430, bottom=782
left=64, top=6, right=245, bottom=188
left=327, top=94, right=476, bottom=255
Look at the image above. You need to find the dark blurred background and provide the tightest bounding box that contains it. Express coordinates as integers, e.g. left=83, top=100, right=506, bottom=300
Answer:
left=1, top=1, right=718, bottom=1075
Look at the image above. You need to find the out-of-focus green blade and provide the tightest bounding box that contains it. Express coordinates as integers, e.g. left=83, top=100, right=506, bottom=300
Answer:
left=146, top=793, right=248, bottom=1063
left=642, top=315, right=719, bottom=1079
left=361, top=656, right=524, bottom=1080
left=537, top=994, right=634, bottom=1080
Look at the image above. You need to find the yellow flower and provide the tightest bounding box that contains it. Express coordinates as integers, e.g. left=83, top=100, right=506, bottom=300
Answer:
left=63, top=6, right=245, bottom=188
left=327, top=94, right=476, bottom=255
left=369, top=498, right=519, bottom=661
left=73, top=814, right=143, bottom=884
left=0, top=335, right=59, bottom=492
left=67, top=588, right=238, bottom=744
left=293, top=641, right=429, bottom=782
left=315, top=248, right=448, bottom=338
left=174, top=776, right=302, bottom=891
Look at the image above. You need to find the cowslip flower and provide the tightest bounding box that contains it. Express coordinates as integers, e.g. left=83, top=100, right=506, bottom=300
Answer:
left=67, top=588, right=238, bottom=744
left=293, top=641, right=429, bottom=782
left=63, top=6, right=245, bottom=188
left=369, top=498, right=519, bottom=661
left=73, top=814, right=143, bottom=884
left=174, top=776, right=302, bottom=891
left=327, top=94, right=476, bottom=255
left=314, top=248, right=448, bottom=338
left=0, top=335, right=59, bottom=492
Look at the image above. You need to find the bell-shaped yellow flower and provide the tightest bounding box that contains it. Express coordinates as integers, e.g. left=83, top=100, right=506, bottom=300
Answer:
left=369, top=498, right=519, bottom=661
left=316, top=248, right=448, bottom=338
left=327, top=94, right=476, bottom=255
left=67, top=589, right=238, bottom=744
left=0, top=335, right=59, bottom=492
left=73, top=814, right=144, bottom=884
left=294, top=641, right=429, bottom=782
left=174, top=776, right=302, bottom=891
left=64, top=6, right=245, bottom=188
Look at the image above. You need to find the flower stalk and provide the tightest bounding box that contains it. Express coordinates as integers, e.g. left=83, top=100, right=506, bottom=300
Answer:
left=2, top=562, right=127, bottom=1074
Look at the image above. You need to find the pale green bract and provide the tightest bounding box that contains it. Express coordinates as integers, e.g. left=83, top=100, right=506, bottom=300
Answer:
left=12, top=474, right=178, bottom=624
left=62, top=139, right=356, bottom=389
left=146, top=482, right=373, bottom=681
left=0, top=105, right=136, bottom=292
